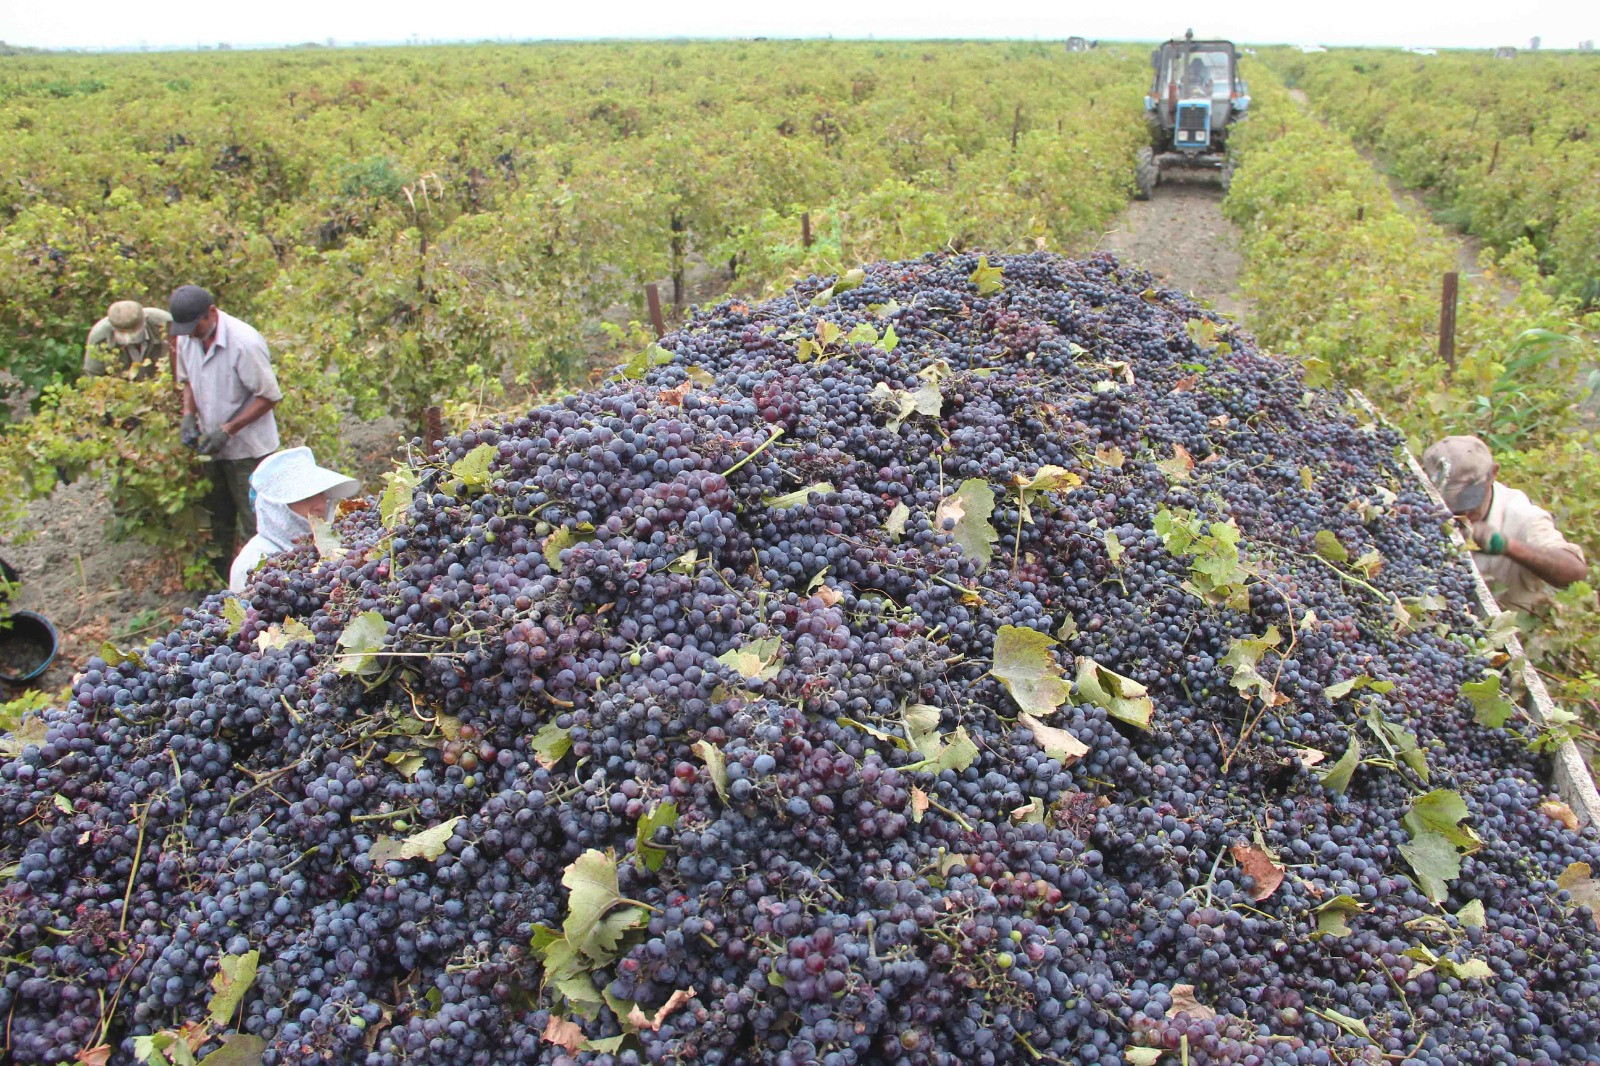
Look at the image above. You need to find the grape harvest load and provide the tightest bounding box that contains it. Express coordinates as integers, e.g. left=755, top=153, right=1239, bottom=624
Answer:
left=3, top=251, right=1599, bottom=1066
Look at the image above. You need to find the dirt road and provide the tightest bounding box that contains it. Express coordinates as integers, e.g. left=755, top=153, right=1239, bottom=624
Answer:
left=1099, top=178, right=1249, bottom=323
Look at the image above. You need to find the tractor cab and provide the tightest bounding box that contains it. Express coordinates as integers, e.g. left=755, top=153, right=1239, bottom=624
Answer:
left=1136, top=32, right=1249, bottom=198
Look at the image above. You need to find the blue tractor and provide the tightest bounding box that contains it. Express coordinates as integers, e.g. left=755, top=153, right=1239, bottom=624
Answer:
left=1136, top=31, right=1249, bottom=199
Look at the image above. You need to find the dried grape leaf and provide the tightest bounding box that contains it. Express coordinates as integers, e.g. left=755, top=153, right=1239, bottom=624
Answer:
left=1323, top=674, right=1371, bottom=701
left=541, top=1015, right=586, bottom=1054
left=256, top=618, right=313, bottom=653
left=1167, top=984, right=1216, bottom=1021
left=627, top=987, right=697, bottom=1032
left=1018, top=711, right=1089, bottom=766
left=1230, top=841, right=1286, bottom=901
left=1457, top=899, right=1486, bottom=928
left=938, top=479, right=997, bottom=569
left=370, top=817, right=462, bottom=867
left=990, top=625, right=1071, bottom=717
left=1094, top=444, right=1126, bottom=468
left=1540, top=800, right=1579, bottom=831
left=1124, top=1050, right=1164, bottom=1066
left=1558, top=862, right=1600, bottom=911
left=1014, top=465, right=1082, bottom=524
left=1155, top=443, right=1194, bottom=482
left=311, top=517, right=343, bottom=558
left=1312, top=1007, right=1370, bottom=1041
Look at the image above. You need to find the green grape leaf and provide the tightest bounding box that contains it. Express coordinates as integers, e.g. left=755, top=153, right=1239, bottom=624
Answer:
left=379, top=467, right=419, bottom=529
left=335, top=610, right=388, bottom=676
left=383, top=751, right=426, bottom=779
left=450, top=442, right=498, bottom=489
left=1364, top=707, right=1430, bottom=783
left=989, top=625, right=1071, bottom=717
left=969, top=254, right=1003, bottom=296
left=207, top=950, right=260, bottom=1029
left=1404, top=789, right=1479, bottom=851
left=256, top=617, right=314, bottom=653
left=717, top=637, right=783, bottom=682
left=937, top=479, right=998, bottom=569
left=1105, top=530, right=1124, bottom=566
left=1312, top=895, right=1366, bottom=939
left=620, top=343, right=674, bottom=379
left=223, top=597, right=247, bottom=637
left=1014, top=465, right=1082, bottom=524
left=1400, top=828, right=1462, bottom=904
left=1319, top=735, right=1361, bottom=794
left=370, top=816, right=462, bottom=867
left=878, top=323, right=900, bottom=352
left=764, top=483, right=834, bottom=509
left=1019, top=711, right=1089, bottom=766
left=532, top=723, right=573, bottom=769
left=1302, top=356, right=1332, bottom=388
left=561, top=849, right=648, bottom=962
left=1323, top=674, right=1371, bottom=701
left=902, top=703, right=945, bottom=758
left=1221, top=627, right=1284, bottom=707
left=847, top=322, right=879, bottom=346
left=1457, top=899, right=1486, bottom=929
left=543, top=523, right=596, bottom=572
left=668, top=548, right=698, bottom=575
left=903, top=725, right=979, bottom=775
left=1314, top=530, right=1350, bottom=563
left=693, top=740, right=728, bottom=801
left=1074, top=657, right=1154, bottom=730
left=634, top=800, right=678, bottom=873
left=1124, top=1050, right=1164, bottom=1066
left=1461, top=674, right=1515, bottom=728
left=197, top=1034, right=266, bottom=1066
left=1311, top=1007, right=1370, bottom=1042
left=886, top=501, right=910, bottom=541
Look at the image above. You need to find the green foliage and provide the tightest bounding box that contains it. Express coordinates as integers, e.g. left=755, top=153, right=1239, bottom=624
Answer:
left=989, top=624, right=1071, bottom=717
left=1153, top=507, right=1251, bottom=609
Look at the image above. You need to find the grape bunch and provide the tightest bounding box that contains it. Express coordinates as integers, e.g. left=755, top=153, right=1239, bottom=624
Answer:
left=4, top=251, right=1600, bottom=1066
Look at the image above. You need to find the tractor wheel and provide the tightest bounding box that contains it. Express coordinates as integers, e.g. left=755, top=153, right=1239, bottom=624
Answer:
left=1219, top=156, right=1237, bottom=193
left=1135, top=147, right=1159, bottom=201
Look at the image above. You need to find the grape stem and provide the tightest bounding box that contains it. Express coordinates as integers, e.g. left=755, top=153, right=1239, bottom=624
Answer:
left=721, top=426, right=785, bottom=476
left=118, top=800, right=151, bottom=934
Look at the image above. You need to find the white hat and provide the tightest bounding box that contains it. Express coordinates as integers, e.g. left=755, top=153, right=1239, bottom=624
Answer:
left=250, top=447, right=360, bottom=506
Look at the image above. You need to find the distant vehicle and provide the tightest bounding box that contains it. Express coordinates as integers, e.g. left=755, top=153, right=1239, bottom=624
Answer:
left=1065, top=37, right=1090, bottom=53
left=1406, top=47, right=1438, bottom=56
left=1137, top=31, right=1249, bottom=199
left=1298, top=44, right=1328, bottom=54
left=1529, top=36, right=1541, bottom=51
left=1495, top=46, right=1518, bottom=59
left=1580, top=40, right=1594, bottom=52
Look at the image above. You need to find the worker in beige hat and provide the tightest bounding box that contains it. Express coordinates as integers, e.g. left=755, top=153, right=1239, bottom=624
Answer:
left=82, top=300, right=174, bottom=380
left=1421, top=435, right=1587, bottom=613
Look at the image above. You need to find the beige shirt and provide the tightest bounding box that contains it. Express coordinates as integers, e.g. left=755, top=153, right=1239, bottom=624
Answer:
left=1472, top=483, right=1586, bottom=613
left=83, top=307, right=172, bottom=378
left=175, top=310, right=282, bottom=461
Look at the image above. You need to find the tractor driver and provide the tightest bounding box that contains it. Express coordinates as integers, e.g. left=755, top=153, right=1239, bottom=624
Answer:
left=1422, top=435, right=1588, bottom=614
left=1183, top=55, right=1212, bottom=98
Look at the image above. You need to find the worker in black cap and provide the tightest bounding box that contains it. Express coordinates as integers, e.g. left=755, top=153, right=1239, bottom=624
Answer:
left=169, top=284, right=283, bottom=581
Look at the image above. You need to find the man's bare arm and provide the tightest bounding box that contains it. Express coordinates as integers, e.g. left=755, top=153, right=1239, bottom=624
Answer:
left=1504, top=538, right=1588, bottom=589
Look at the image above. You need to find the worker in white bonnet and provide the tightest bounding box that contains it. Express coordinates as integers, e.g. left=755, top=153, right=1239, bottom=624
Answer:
left=229, top=447, right=360, bottom=593
left=1421, top=434, right=1587, bottom=613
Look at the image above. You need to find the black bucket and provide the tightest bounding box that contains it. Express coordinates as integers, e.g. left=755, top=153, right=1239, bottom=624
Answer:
left=0, top=610, right=58, bottom=685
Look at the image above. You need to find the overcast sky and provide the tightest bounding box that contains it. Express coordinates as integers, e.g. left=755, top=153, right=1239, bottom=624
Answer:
left=0, top=0, right=1592, bottom=52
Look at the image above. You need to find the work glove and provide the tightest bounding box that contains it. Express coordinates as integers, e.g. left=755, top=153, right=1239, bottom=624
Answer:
left=1470, top=520, right=1507, bottom=556
left=197, top=427, right=232, bottom=456
left=180, top=413, right=200, bottom=449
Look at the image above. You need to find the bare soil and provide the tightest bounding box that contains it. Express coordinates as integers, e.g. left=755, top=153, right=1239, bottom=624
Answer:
left=1099, top=178, right=1250, bottom=323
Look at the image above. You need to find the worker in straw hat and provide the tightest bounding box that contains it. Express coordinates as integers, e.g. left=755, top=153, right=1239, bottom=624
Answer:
left=82, top=299, right=174, bottom=380
left=229, top=447, right=360, bottom=593
left=1422, top=434, right=1587, bottom=613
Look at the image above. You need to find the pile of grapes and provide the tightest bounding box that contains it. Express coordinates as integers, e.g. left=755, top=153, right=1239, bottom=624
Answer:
left=4, top=252, right=1600, bottom=1066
